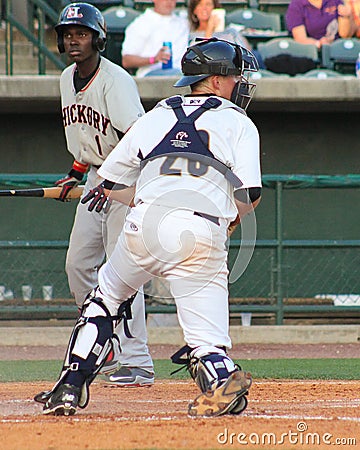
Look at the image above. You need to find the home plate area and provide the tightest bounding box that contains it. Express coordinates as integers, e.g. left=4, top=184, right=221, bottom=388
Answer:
left=1, top=379, right=359, bottom=450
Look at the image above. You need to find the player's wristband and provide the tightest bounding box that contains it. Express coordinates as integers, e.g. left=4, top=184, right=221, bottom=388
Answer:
left=73, top=160, right=89, bottom=174
left=149, top=56, right=156, bottom=65
left=102, top=179, right=116, bottom=190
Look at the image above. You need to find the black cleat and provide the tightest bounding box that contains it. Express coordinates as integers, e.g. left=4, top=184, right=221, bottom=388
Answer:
left=42, top=383, right=80, bottom=416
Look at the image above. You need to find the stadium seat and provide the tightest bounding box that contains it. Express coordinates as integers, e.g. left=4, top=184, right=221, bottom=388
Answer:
left=250, top=68, right=290, bottom=78
left=321, top=38, right=360, bottom=75
left=295, top=69, right=344, bottom=78
left=257, top=0, right=291, bottom=15
left=258, top=38, right=319, bottom=75
left=225, top=8, right=282, bottom=32
left=102, top=6, right=140, bottom=67
left=144, top=68, right=182, bottom=77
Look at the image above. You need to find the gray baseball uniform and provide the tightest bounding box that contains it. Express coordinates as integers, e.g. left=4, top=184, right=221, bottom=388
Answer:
left=60, top=56, right=152, bottom=370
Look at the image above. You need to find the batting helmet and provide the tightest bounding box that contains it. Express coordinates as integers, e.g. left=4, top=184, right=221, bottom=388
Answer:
left=55, top=2, right=106, bottom=54
left=174, top=38, right=259, bottom=110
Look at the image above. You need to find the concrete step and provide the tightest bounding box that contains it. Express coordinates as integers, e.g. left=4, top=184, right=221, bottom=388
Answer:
left=0, top=26, right=60, bottom=74
left=0, top=55, right=62, bottom=74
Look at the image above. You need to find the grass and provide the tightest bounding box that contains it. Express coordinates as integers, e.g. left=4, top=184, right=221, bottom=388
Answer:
left=0, top=358, right=359, bottom=382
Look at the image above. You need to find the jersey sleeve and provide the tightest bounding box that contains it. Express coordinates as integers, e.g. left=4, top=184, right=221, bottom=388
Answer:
left=97, top=120, right=141, bottom=185
left=104, top=70, right=144, bottom=134
left=232, top=116, right=262, bottom=189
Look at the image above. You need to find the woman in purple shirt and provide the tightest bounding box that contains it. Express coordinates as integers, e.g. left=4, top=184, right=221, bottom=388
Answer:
left=286, top=0, right=353, bottom=48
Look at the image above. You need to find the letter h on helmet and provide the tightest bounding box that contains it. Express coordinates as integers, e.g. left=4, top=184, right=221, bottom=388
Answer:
left=55, top=2, right=107, bottom=53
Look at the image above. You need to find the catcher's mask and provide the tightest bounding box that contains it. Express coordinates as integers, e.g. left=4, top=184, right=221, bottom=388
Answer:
left=55, top=2, right=106, bottom=53
left=174, top=38, right=258, bottom=110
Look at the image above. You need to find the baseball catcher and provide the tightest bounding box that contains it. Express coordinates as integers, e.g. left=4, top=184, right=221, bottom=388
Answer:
left=34, top=37, right=261, bottom=417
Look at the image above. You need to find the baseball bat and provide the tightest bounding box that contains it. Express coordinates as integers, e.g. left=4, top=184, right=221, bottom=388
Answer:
left=0, top=186, right=84, bottom=199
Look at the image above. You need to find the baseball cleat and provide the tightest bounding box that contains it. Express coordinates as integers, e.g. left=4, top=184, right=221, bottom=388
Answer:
left=102, top=366, right=154, bottom=387
left=188, top=370, right=252, bottom=417
left=34, top=390, right=52, bottom=405
left=42, top=383, right=80, bottom=416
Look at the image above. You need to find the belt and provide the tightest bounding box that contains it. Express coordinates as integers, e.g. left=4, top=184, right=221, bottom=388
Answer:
left=194, top=211, right=220, bottom=226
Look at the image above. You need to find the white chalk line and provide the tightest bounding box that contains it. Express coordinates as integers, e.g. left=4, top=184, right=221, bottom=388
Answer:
left=1, top=413, right=360, bottom=424
left=2, top=397, right=360, bottom=406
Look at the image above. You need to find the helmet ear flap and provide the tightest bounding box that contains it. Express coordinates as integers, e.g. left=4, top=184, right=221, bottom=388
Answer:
left=57, top=33, right=65, bottom=54
left=93, top=35, right=106, bottom=52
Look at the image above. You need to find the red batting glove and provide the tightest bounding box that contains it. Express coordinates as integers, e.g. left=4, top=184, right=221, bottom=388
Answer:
left=55, top=161, right=88, bottom=202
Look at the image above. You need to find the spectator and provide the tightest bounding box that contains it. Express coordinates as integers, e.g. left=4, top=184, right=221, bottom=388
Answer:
left=286, top=0, right=353, bottom=49
left=187, top=0, right=265, bottom=67
left=121, top=0, right=189, bottom=77
left=188, top=0, right=248, bottom=47
left=341, top=0, right=360, bottom=37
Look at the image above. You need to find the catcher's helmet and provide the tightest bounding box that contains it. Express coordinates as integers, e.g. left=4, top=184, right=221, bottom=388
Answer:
left=55, top=2, right=106, bottom=53
left=174, top=38, right=258, bottom=87
left=174, top=38, right=258, bottom=110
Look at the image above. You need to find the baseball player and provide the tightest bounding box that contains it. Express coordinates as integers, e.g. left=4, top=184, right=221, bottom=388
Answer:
left=51, top=3, right=154, bottom=386
left=35, top=38, right=262, bottom=417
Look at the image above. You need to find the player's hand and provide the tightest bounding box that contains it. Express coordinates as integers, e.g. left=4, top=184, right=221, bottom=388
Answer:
left=55, top=173, right=83, bottom=202
left=55, top=161, right=88, bottom=202
left=228, top=215, right=240, bottom=237
left=81, top=182, right=111, bottom=213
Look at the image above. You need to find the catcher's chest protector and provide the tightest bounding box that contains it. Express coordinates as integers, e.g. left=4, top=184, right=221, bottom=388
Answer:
left=141, top=96, right=221, bottom=164
left=140, top=96, right=243, bottom=189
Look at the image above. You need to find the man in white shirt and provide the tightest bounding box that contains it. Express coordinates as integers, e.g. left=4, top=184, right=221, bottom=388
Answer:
left=121, top=0, right=189, bottom=77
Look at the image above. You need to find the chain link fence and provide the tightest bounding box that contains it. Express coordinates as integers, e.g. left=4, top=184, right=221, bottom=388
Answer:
left=0, top=174, right=359, bottom=323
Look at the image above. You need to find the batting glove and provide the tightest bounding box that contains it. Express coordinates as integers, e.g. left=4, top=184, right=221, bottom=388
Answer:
left=81, top=182, right=112, bottom=213
left=55, top=161, right=88, bottom=202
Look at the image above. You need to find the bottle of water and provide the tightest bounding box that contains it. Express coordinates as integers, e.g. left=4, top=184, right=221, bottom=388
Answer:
left=162, top=42, right=173, bottom=70
left=356, top=52, right=360, bottom=78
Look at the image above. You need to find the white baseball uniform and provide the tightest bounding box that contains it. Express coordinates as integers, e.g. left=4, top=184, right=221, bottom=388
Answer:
left=96, top=95, right=261, bottom=349
left=60, top=56, right=153, bottom=370
left=121, top=8, right=189, bottom=77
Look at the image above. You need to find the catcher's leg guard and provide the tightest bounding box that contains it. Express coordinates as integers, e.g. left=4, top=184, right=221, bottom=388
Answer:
left=34, top=294, right=119, bottom=410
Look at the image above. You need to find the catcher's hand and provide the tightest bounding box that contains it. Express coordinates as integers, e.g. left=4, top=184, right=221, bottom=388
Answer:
left=81, top=182, right=111, bottom=213
left=228, top=215, right=240, bottom=237
left=55, top=161, right=88, bottom=202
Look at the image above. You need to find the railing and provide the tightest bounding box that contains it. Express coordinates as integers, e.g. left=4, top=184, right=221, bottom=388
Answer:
left=0, top=174, right=359, bottom=324
left=4, top=0, right=66, bottom=74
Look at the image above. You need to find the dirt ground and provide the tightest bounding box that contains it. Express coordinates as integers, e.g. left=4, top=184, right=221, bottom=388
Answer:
left=1, top=344, right=359, bottom=450
left=1, top=342, right=359, bottom=360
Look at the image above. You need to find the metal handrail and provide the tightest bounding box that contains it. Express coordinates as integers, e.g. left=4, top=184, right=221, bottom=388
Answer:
left=4, top=0, right=66, bottom=75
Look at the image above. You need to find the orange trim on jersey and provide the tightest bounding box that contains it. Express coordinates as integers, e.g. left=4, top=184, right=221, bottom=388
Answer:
left=79, top=65, right=101, bottom=92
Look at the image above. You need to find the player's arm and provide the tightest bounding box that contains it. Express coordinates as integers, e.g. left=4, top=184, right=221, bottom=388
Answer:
left=228, top=187, right=262, bottom=236
left=55, top=160, right=88, bottom=201
left=234, top=187, right=262, bottom=218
